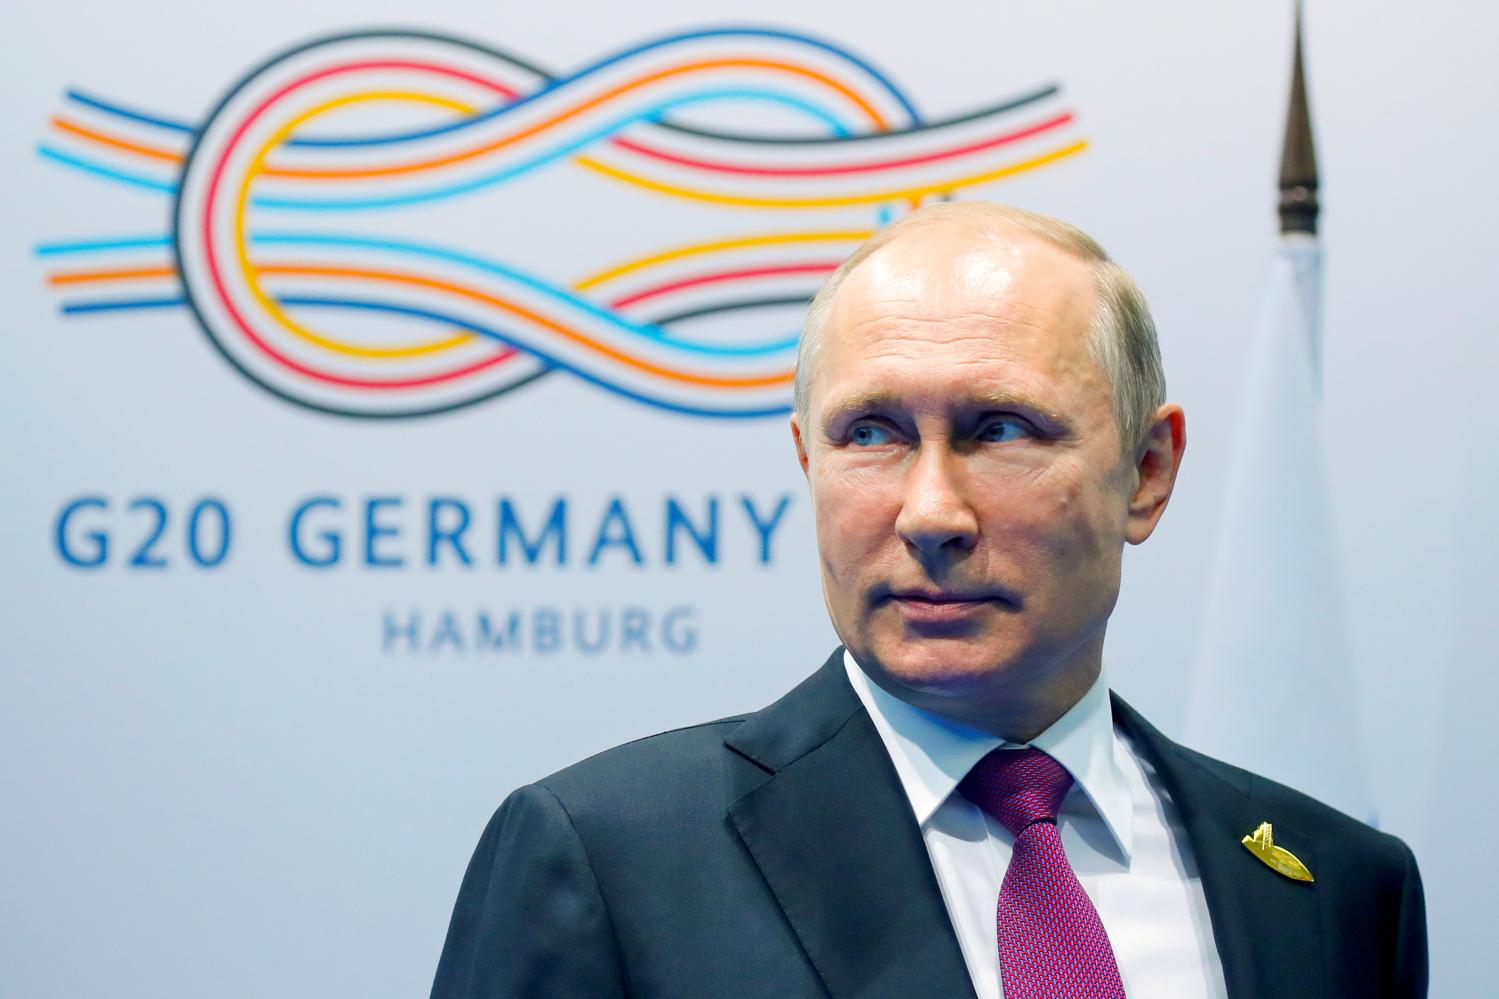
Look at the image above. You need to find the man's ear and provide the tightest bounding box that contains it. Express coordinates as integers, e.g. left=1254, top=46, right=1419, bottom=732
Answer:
left=1125, top=403, right=1186, bottom=545
left=791, top=412, right=811, bottom=476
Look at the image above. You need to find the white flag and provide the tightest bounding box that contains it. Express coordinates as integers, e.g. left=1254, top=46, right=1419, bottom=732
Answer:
left=1184, top=234, right=1372, bottom=822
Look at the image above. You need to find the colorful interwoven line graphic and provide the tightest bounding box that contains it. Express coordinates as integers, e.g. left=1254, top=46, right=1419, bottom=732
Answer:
left=35, top=28, right=1087, bottom=418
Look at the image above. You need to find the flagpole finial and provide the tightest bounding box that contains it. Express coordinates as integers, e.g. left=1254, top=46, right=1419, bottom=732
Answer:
left=1280, top=3, right=1319, bottom=235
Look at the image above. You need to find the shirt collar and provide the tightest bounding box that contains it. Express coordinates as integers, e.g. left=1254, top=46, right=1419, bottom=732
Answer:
left=843, top=648, right=1134, bottom=861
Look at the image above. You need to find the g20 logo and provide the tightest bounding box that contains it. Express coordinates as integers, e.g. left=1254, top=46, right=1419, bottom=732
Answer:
left=38, top=27, right=1085, bottom=418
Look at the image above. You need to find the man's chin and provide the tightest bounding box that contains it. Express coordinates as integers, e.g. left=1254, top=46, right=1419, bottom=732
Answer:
left=855, top=639, right=1028, bottom=700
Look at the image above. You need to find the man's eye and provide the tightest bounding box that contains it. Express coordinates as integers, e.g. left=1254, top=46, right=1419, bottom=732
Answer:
left=978, top=417, right=1029, bottom=443
left=850, top=424, right=894, bottom=447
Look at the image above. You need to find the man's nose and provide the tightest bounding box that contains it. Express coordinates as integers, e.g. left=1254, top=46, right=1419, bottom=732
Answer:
left=895, top=443, right=979, bottom=557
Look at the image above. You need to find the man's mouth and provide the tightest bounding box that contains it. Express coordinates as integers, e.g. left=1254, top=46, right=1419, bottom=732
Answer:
left=886, top=590, right=1007, bottom=623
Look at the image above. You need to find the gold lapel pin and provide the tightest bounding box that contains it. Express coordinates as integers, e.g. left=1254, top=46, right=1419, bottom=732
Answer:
left=1241, top=821, right=1314, bottom=883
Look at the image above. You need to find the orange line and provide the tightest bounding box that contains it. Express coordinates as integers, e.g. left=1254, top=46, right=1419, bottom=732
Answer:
left=48, top=264, right=177, bottom=285
left=255, top=262, right=792, bottom=389
left=51, top=116, right=184, bottom=164
left=42, top=262, right=476, bottom=346
left=258, top=58, right=888, bottom=181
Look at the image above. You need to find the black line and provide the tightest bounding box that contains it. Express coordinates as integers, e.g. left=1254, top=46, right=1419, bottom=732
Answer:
left=662, top=83, right=1061, bottom=146
left=647, top=294, right=814, bottom=326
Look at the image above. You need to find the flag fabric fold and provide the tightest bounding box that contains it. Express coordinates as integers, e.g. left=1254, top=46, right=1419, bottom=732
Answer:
left=1184, top=234, right=1372, bottom=823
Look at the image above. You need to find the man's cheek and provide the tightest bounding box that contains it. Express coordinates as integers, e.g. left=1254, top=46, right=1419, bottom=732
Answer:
left=824, top=514, right=880, bottom=561
left=997, top=485, right=1100, bottom=561
left=985, top=513, right=1061, bottom=565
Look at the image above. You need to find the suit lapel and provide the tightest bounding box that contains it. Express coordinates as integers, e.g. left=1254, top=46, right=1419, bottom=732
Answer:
left=722, top=657, right=1327, bottom=998
left=1111, top=695, right=1325, bottom=999
left=725, top=651, right=977, bottom=999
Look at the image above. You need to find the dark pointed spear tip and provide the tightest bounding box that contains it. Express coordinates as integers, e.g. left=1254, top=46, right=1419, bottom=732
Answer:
left=1280, top=7, right=1320, bottom=235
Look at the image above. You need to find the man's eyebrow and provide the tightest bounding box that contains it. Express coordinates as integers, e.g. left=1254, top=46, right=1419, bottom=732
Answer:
left=821, top=389, right=1070, bottom=427
left=819, top=390, right=900, bottom=417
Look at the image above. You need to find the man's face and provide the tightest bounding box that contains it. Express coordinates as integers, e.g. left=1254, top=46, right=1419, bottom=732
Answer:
left=792, top=228, right=1160, bottom=732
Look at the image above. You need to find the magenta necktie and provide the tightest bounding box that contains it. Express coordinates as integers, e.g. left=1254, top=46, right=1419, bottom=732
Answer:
left=958, top=747, right=1128, bottom=999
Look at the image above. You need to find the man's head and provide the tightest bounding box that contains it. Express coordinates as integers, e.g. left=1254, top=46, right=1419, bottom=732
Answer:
left=790, top=201, right=1186, bottom=740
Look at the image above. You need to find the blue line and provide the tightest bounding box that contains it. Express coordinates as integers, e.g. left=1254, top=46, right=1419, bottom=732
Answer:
left=66, top=88, right=196, bottom=134
left=36, top=145, right=177, bottom=194
left=35, top=235, right=173, bottom=256
left=278, top=294, right=790, bottom=419
left=283, top=27, right=893, bottom=147
left=61, top=296, right=186, bottom=314
left=250, top=231, right=800, bottom=357
left=250, top=87, right=846, bottom=212
left=64, top=27, right=915, bottom=149
left=283, top=78, right=850, bottom=147
left=43, top=89, right=843, bottom=208
left=40, top=229, right=803, bottom=355
left=509, top=27, right=917, bottom=131
left=52, top=291, right=789, bottom=417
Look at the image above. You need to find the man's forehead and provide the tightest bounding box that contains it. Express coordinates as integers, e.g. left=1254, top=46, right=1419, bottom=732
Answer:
left=811, top=226, right=1108, bottom=424
left=814, top=318, right=1101, bottom=429
left=845, top=233, right=1022, bottom=305
left=831, top=227, right=1095, bottom=330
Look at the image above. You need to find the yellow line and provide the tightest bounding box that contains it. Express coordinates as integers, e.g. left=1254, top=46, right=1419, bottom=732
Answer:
left=260, top=57, right=889, bottom=180
left=218, top=84, right=1083, bottom=363
left=574, top=230, right=875, bottom=291
left=238, top=90, right=481, bottom=359
left=575, top=140, right=1088, bottom=209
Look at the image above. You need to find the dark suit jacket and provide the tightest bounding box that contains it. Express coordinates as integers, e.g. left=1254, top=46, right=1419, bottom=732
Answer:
left=432, top=650, right=1427, bottom=998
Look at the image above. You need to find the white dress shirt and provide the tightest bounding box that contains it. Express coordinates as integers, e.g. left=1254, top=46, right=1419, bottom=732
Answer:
left=844, top=650, right=1229, bottom=999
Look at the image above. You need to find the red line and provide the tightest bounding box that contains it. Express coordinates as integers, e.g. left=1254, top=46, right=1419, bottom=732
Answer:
left=245, top=57, right=1060, bottom=187
left=201, top=58, right=521, bottom=391
left=199, top=55, right=1064, bottom=189
left=610, top=261, right=841, bottom=309
left=192, top=55, right=1059, bottom=391
left=607, top=111, right=1074, bottom=177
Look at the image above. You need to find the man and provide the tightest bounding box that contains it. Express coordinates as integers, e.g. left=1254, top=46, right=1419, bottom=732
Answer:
left=431, top=202, right=1427, bottom=998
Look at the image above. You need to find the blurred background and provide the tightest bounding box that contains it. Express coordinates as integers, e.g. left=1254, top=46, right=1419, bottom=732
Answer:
left=2, top=1, right=1493, bottom=995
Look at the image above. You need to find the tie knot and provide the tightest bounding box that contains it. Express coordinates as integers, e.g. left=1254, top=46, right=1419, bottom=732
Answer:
left=958, top=746, right=1074, bottom=837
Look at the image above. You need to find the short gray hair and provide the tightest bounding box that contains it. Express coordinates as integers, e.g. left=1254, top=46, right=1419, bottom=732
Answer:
left=793, top=202, right=1166, bottom=456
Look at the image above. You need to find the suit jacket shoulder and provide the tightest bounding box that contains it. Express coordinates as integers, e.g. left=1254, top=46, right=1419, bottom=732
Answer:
left=433, top=655, right=892, bottom=998
left=537, top=713, right=753, bottom=822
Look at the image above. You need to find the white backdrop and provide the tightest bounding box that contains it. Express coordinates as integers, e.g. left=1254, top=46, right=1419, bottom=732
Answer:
left=2, top=2, right=1494, bottom=995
